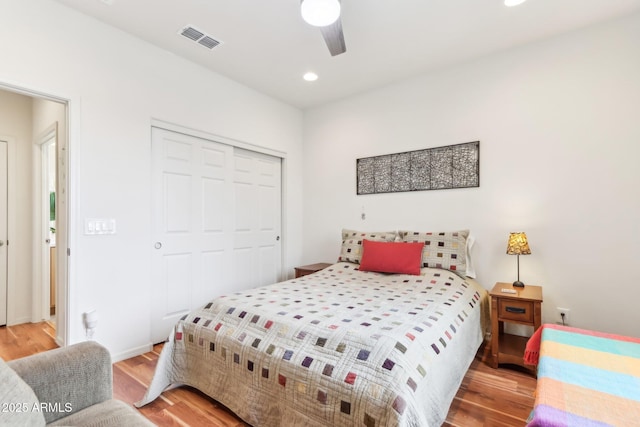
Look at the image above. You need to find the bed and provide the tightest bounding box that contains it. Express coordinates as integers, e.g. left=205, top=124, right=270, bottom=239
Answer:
left=525, top=324, right=640, bottom=426
left=138, top=229, right=489, bottom=427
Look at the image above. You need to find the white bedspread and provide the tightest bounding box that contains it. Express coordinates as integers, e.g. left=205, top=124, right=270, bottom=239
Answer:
left=138, top=262, right=488, bottom=427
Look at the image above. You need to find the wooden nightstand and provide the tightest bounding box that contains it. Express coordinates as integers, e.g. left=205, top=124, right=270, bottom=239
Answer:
left=490, top=282, right=543, bottom=373
left=294, top=262, right=332, bottom=278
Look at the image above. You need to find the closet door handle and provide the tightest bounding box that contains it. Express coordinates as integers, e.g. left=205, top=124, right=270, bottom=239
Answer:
left=154, top=242, right=162, bottom=249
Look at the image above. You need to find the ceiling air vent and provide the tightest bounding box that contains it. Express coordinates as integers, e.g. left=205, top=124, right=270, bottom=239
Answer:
left=198, top=36, right=220, bottom=50
left=178, top=25, right=222, bottom=50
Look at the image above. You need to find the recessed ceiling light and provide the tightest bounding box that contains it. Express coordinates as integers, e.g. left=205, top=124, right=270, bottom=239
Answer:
left=504, top=0, right=527, bottom=6
left=303, top=72, right=319, bottom=82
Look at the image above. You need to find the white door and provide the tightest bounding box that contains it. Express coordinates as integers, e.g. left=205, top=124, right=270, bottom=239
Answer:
left=151, top=129, right=283, bottom=343
left=0, top=140, right=7, bottom=326
left=232, top=148, right=282, bottom=290
left=151, top=128, right=235, bottom=343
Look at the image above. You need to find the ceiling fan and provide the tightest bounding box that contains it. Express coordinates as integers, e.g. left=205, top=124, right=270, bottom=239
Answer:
left=300, top=0, right=347, bottom=56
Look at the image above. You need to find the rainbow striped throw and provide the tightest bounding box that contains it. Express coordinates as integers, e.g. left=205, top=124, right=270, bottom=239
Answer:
left=527, top=324, right=640, bottom=426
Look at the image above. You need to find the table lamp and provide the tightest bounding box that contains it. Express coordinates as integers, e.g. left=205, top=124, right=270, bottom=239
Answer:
left=506, top=232, right=531, bottom=287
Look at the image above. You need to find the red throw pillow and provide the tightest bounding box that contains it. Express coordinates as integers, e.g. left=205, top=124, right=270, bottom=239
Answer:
left=359, top=239, right=424, bottom=275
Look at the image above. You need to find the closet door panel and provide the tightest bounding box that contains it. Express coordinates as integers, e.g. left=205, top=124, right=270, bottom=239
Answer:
left=232, top=148, right=282, bottom=292
left=151, top=128, right=234, bottom=343
left=151, top=128, right=282, bottom=343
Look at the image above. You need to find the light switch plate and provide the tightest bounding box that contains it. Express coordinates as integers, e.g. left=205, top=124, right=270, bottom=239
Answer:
left=84, top=218, right=116, bottom=235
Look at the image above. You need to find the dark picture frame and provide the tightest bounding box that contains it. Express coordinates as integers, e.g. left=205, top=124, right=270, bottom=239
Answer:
left=356, top=141, right=479, bottom=195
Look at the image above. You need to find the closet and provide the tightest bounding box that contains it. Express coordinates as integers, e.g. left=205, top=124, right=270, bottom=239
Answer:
left=150, top=128, right=282, bottom=343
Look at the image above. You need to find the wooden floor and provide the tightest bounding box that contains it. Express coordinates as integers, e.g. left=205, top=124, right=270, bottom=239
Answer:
left=1, top=322, right=536, bottom=426
left=0, top=321, right=58, bottom=361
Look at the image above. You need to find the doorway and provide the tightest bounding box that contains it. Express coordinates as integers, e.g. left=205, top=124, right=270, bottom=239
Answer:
left=0, top=85, right=68, bottom=346
left=36, top=124, right=58, bottom=322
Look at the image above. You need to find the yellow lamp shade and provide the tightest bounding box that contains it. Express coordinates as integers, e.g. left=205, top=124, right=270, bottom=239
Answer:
left=506, top=232, right=531, bottom=255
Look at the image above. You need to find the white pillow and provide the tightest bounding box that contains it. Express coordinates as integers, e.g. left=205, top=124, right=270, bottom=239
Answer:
left=465, top=234, right=476, bottom=278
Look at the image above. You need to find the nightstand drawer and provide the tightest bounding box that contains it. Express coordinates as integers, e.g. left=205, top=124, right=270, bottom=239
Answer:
left=498, top=299, right=534, bottom=323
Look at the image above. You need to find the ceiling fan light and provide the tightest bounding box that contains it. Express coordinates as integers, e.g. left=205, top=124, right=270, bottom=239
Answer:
left=301, top=0, right=341, bottom=27
left=504, top=0, right=527, bottom=6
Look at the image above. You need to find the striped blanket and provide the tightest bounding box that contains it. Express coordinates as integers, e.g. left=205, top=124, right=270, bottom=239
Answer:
left=526, top=324, right=640, bottom=427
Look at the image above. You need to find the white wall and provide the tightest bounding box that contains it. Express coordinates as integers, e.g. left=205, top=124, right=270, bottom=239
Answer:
left=0, top=90, right=33, bottom=325
left=303, top=13, right=640, bottom=337
left=1, top=0, right=304, bottom=360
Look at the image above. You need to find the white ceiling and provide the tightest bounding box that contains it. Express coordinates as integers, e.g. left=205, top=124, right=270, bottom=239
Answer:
left=54, top=0, right=640, bottom=109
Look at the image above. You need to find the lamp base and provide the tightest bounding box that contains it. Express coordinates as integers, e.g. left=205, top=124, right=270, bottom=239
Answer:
left=512, top=280, right=525, bottom=288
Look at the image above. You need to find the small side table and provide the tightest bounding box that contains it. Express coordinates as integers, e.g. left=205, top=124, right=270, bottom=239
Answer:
left=294, top=262, right=332, bottom=278
left=490, top=282, right=543, bottom=373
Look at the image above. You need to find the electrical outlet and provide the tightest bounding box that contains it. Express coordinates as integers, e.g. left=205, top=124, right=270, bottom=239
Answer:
left=556, top=307, right=570, bottom=326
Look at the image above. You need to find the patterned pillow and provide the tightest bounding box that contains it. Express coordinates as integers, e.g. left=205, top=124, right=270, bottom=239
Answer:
left=338, top=229, right=397, bottom=264
left=399, top=230, right=469, bottom=276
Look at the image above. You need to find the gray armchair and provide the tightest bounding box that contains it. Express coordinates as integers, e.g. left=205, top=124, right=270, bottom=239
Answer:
left=0, top=341, right=154, bottom=426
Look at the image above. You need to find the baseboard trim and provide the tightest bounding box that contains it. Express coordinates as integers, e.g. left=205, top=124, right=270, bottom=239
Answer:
left=112, top=342, right=153, bottom=363
left=7, top=316, right=32, bottom=326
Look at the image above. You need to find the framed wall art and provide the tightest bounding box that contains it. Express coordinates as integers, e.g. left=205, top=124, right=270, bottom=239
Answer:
left=356, top=141, right=479, bottom=195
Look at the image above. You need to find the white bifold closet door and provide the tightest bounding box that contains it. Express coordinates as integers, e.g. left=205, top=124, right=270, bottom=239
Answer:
left=150, top=128, right=282, bottom=343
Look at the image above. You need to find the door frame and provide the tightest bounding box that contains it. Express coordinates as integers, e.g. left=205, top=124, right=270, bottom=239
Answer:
left=0, top=81, right=71, bottom=348
left=33, top=122, right=58, bottom=322
left=151, top=119, right=286, bottom=160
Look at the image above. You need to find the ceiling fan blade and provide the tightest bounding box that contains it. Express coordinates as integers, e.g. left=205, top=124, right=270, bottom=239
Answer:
left=320, top=17, right=346, bottom=56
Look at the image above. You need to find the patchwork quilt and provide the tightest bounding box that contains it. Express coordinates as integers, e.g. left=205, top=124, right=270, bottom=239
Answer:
left=526, top=324, right=640, bottom=427
left=138, top=262, right=489, bottom=427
